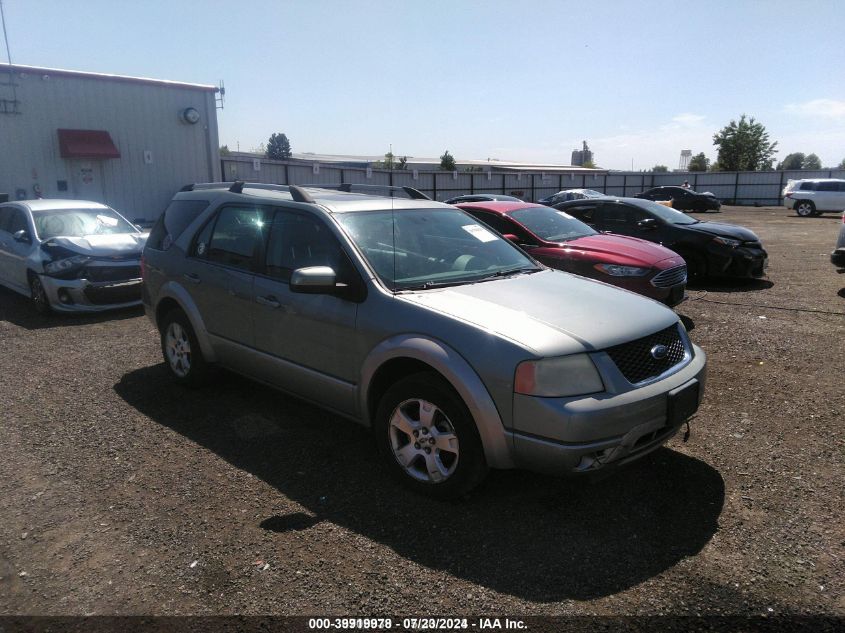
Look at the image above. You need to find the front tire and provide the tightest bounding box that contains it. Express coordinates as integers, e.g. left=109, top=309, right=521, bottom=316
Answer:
left=29, top=273, right=51, bottom=315
left=374, top=372, right=488, bottom=499
left=795, top=201, right=815, bottom=217
left=160, top=309, right=209, bottom=387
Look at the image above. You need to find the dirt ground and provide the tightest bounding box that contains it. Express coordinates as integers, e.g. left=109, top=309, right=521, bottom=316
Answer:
left=1, top=206, right=843, bottom=617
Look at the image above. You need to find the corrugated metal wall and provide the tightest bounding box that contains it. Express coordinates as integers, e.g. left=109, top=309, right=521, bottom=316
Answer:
left=222, top=157, right=844, bottom=206
left=0, top=69, right=220, bottom=220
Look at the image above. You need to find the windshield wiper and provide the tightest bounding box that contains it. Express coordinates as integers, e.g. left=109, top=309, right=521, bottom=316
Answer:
left=395, top=279, right=476, bottom=291
left=474, top=266, right=541, bottom=282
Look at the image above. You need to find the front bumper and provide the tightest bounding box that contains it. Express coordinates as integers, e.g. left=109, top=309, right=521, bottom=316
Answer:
left=708, top=245, right=768, bottom=278
left=40, top=274, right=143, bottom=312
left=511, top=344, right=706, bottom=476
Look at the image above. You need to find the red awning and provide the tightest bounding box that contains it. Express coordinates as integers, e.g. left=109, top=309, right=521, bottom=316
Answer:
left=57, top=129, right=121, bottom=159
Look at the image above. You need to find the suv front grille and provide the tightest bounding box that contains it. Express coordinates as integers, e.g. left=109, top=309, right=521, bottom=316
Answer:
left=605, top=324, right=687, bottom=384
left=650, top=265, right=687, bottom=288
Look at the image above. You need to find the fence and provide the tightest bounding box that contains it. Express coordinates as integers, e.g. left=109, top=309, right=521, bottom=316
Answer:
left=220, top=157, right=845, bottom=206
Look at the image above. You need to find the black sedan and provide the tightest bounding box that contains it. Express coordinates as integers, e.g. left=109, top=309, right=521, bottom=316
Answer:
left=634, top=186, right=721, bottom=212
left=555, top=197, right=766, bottom=280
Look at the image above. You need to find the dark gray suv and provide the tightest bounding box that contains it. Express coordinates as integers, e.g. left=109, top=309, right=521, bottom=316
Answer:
left=142, top=182, right=706, bottom=497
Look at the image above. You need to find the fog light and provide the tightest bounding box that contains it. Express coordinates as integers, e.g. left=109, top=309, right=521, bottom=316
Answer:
left=57, top=289, right=74, bottom=305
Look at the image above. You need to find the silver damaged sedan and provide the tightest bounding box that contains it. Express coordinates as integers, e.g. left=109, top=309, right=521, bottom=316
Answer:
left=0, top=199, right=147, bottom=313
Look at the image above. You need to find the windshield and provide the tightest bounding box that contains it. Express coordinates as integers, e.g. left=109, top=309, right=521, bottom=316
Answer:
left=33, top=208, right=137, bottom=239
left=509, top=206, right=597, bottom=241
left=336, top=208, right=539, bottom=290
left=637, top=200, right=699, bottom=225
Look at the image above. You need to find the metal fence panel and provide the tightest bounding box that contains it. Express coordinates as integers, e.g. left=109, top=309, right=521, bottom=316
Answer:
left=220, top=158, right=845, bottom=206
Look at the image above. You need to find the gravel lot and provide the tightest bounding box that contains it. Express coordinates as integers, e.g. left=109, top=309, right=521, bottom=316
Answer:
left=1, top=206, right=843, bottom=617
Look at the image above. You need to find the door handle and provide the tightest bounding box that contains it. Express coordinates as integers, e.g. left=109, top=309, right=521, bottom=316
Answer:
left=182, top=273, right=201, bottom=284
left=255, top=295, right=281, bottom=308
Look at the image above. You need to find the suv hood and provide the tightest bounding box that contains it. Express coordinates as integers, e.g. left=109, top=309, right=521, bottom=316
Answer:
left=42, top=233, right=148, bottom=257
left=566, top=233, right=682, bottom=267
left=400, top=269, right=679, bottom=356
left=684, top=221, right=758, bottom=242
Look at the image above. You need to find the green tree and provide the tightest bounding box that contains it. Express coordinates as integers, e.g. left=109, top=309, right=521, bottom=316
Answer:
left=712, top=114, right=777, bottom=171
left=266, top=133, right=292, bottom=160
left=397, top=156, right=408, bottom=170
left=582, top=159, right=598, bottom=169
left=652, top=165, right=669, bottom=173
left=688, top=152, right=710, bottom=172
left=219, top=144, right=231, bottom=156
left=777, top=152, right=805, bottom=170
left=373, top=152, right=396, bottom=170
left=440, top=150, right=456, bottom=171
left=709, top=161, right=721, bottom=172
left=838, top=158, right=845, bottom=170
left=803, top=153, right=822, bottom=170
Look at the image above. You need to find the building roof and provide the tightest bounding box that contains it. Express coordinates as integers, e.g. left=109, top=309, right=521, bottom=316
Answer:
left=0, top=63, right=218, bottom=92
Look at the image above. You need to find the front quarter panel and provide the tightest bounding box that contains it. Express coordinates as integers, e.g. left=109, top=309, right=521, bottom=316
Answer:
left=360, top=333, right=516, bottom=469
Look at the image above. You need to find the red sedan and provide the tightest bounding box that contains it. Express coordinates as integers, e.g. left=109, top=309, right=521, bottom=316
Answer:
left=455, top=201, right=687, bottom=306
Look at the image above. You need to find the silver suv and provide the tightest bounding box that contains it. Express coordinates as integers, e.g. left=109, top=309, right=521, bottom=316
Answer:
left=142, top=182, right=707, bottom=497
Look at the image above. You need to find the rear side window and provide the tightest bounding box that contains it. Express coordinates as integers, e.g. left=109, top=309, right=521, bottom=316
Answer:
left=798, top=182, right=817, bottom=191
left=816, top=182, right=839, bottom=192
left=204, top=206, right=262, bottom=270
left=147, top=199, right=209, bottom=250
left=563, top=204, right=596, bottom=222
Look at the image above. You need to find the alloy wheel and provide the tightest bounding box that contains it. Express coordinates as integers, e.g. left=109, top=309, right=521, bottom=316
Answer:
left=165, top=322, right=192, bottom=377
left=388, top=398, right=459, bottom=483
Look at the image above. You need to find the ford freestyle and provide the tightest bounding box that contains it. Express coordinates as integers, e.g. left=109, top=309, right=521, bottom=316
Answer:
left=142, top=182, right=707, bottom=498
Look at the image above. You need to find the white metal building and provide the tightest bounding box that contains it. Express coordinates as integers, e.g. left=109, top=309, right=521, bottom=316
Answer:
left=0, top=63, right=221, bottom=221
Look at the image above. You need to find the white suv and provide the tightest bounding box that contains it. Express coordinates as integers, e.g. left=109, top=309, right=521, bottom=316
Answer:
left=782, top=179, right=845, bottom=217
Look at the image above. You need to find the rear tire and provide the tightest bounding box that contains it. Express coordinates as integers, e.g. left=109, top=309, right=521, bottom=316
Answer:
left=159, top=308, right=209, bottom=387
left=29, top=273, right=51, bottom=315
left=795, top=201, right=815, bottom=217
left=374, top=372, right=488, bottom=499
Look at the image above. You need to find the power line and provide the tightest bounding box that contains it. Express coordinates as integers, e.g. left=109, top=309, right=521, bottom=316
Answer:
left=0, top=0, right=18, bottom=110
left=688, top=290, right=845, bottom=316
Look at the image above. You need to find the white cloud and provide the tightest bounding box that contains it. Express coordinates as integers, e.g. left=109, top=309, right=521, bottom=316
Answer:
left=784, top=99, right=845, bottom=120
left=670, top=113, right=706, bottom=126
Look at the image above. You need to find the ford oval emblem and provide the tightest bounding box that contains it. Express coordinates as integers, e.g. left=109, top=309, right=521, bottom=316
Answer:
left=650, top=344, right=669, bottom=360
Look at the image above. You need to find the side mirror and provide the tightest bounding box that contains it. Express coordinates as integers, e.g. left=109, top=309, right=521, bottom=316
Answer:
left=13, top=229, right=31, bottom=243
left=637, top=218, right=658, bottom=230
left=290, top=266, right=337, bottom=294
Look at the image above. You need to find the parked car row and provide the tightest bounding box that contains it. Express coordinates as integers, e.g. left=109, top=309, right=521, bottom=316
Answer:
left=454, top=201, right=688, bottom=306
left=1, top=183, right=777, bottom=499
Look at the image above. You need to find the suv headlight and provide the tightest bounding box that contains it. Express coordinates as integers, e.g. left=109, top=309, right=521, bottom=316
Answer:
left=44, top=254, right=91, bottom=275
left=594, top=263, right=650, bottom=276
left=514, top=354, right=604, bottom=397
left=712, top=236, right=741, bottom=248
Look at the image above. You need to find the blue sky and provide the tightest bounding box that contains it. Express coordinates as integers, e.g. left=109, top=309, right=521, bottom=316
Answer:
left=4, top=0, right=845, bottom=170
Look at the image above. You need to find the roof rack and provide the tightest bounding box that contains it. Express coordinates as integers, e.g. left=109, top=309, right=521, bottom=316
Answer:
left=303, top=183, right=431, bottom=200
left=177, top=181, right=315, bottom=203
